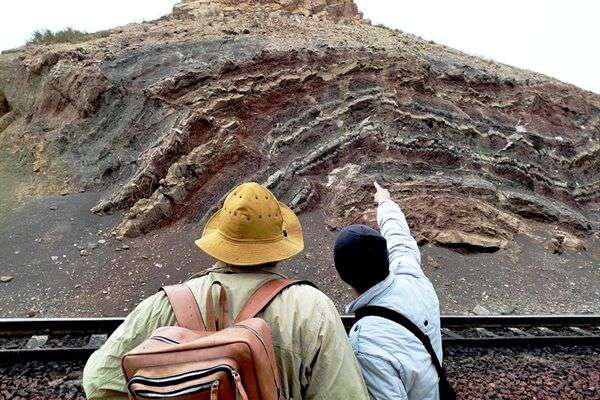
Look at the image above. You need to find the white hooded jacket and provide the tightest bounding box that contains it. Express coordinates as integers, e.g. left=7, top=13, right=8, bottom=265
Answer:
left=347, top=200, right=442, bottom=400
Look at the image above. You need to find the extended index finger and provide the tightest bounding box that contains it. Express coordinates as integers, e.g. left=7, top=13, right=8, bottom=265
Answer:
left=373, top=181, right=382, bottom=191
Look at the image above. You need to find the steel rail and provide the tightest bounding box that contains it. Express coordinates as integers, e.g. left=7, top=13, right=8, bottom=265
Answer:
left=1, top=315, right=599, bottom=362
left=439, top=315, right=600, bottom=327
left=3, top=314, right=599, bottom=332
left=0, top=317, right=124, bottom=336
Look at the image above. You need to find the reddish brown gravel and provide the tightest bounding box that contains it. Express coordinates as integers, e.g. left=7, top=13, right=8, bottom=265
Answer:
left=0, top=361, right=85, bottom=400
left=446, top=346, right=600, bottom=400
left=1, top=346, right=599, bottom=399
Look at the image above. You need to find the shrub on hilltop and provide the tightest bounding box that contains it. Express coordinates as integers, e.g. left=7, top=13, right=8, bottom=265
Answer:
left=27, top=27, right=104, bottom=45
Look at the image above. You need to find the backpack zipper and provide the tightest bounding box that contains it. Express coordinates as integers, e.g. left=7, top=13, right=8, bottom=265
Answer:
left=129, top=364, right=235, bottom=387
left=232, top=370, right=249, bottom=400
left=132, top=379, right=218, bottom=399
left=210, top=380, right=219, bottom=400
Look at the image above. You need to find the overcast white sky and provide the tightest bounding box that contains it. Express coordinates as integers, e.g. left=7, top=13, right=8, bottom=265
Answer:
left=0, top=0, right=598, bottom=94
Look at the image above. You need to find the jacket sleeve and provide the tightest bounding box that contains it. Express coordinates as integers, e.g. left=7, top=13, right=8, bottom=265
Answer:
left=303, top=295, right=370, bottom=400
left=355, top=352, right=408, bottom=400
left=83, top=292, right=176, bottom=400
left=377, top=199, right=423, bottom=277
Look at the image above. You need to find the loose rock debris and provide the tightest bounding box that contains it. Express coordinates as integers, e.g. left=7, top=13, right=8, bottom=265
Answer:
left=446, top=345, right=600, bottom=400
left=2, top=345, right=598, bottom=399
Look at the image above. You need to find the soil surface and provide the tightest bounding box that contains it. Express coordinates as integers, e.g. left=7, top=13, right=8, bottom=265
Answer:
left=0, top=192, right=598, bottom=317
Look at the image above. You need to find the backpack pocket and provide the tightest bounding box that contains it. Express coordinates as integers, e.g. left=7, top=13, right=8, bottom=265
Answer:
left=128, top=364, right=235, bottom=399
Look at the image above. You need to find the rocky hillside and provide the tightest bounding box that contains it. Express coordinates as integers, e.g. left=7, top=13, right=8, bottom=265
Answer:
left=0, top=0, right=598, bottom=316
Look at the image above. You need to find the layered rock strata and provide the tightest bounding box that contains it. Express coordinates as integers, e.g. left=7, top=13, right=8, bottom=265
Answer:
left=0, top=0, right=598, bottom=253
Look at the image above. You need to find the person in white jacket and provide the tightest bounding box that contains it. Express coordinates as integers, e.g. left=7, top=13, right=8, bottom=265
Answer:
left=333, top=181, right=442, bottom=400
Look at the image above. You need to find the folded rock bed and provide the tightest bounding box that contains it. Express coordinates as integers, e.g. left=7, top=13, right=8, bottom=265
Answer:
left=1, top=0, right=597, bottom=251
left=1, top=345, right=598, bottom=399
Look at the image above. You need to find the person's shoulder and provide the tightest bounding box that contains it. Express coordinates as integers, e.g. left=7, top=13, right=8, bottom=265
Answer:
left=185, top=274, right=210, bottom=288
left=138, top=288, right=169, bottom=309
left=352, top=311, right=414, bottom=347
left=392, top=274, right=438, bottom=302
left=282, top=283, right=336, bottom=307
left=353, top=315, right=394, bottom=334
left=285, top=282, right=325, bottom=295
left=273, top=283, right=345, bottom=341
left=270, top=282, right=340, bottom=325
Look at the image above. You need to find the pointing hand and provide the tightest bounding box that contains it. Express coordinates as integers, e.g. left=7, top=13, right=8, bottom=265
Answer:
left=373, top=181, right=391, bottom=204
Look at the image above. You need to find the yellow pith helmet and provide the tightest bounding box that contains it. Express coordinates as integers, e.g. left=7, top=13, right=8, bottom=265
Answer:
left=195, top=182, right=304, bottom=266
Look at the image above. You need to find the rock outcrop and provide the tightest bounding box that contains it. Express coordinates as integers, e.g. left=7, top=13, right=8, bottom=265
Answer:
left=0, top=90, right=9, bottom=115
left=0, top=0, right=598, bottom=254
left=173, top=0, right=362, bottom=22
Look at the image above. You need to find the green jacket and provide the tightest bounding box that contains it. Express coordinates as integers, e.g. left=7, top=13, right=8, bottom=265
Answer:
left=83, top=264, right=369, bottom=400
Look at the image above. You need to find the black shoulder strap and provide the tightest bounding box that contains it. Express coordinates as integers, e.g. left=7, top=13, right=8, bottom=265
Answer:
left=355, top=305, right=456, bottom=400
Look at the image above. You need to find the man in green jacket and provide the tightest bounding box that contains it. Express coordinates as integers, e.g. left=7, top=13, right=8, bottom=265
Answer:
left=83, top=182, right=368, bottom=400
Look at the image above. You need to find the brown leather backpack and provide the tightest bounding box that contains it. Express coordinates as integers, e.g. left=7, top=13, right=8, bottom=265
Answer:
left=122, top=278, right=311, bottom=400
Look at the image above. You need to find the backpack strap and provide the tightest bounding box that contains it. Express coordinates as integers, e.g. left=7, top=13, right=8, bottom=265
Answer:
left=354, top=305, right=456, bottom=400
left=234, top=279, right=315, bottom=324
left=162, top=284, right=207, bottom=331
left=205, top=281, right=229, bottom=331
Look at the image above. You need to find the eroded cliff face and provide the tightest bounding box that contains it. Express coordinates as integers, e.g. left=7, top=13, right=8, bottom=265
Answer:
left=0, top=0, right=598, bottom=256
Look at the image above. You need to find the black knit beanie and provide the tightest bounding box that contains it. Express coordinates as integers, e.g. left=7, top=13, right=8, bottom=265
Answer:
left=334, top=224, right=390, bottom=293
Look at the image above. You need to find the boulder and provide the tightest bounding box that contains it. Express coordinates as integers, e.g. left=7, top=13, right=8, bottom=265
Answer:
left=433, top=230, right=508, bottom=251
left=547, top=232, right=586, bottom=254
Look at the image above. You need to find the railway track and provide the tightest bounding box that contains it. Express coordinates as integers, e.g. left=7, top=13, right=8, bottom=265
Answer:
left=0, top=315, right=599, bottom=363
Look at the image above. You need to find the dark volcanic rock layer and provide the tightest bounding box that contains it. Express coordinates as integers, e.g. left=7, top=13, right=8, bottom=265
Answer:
left=0, top=0, right=598, bottom=255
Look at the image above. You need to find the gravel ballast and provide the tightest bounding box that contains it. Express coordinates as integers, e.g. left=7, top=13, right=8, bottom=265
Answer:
left=1, top=345, right=599, bottom=399
left=446, top=345, right=600, bottom=399
left=0, top=361, right=85, bottom=400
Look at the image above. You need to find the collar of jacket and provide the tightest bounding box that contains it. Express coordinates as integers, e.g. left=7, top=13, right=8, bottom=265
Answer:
left=190, top=261, right=288, bottom=279
left=345, top=273, right=396, bottom=314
